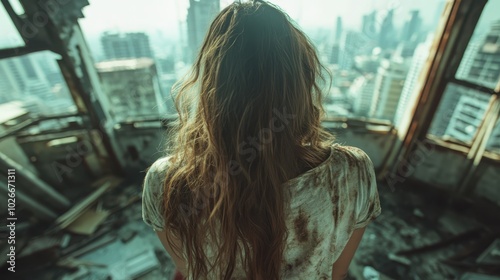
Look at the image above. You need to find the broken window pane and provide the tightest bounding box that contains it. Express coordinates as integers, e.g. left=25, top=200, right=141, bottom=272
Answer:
left=456, top=0, right=500, bottom=89
left=0, top=51, right=77, bottom=117
left=0, top=3, right=25, bottom=48
left=428, top=83, right=492, bottom=145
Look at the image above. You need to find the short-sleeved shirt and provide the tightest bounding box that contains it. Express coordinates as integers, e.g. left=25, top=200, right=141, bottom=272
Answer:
left=142, top=144, right=381, bottom=279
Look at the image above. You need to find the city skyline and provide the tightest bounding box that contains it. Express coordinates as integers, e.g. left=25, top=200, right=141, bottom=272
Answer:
left=0, top=0, right=499, bottom=150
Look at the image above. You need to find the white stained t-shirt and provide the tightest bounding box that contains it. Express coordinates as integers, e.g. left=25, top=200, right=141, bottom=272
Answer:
left=142, top=144, right=382, bottom=279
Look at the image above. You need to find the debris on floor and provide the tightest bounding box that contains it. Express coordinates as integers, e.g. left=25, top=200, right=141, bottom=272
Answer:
left=0, top=177, right=175, bottom=280
left=2, top=178, right=500, bottom=280
left=66, top=208, right=110, bottom=235
left=349, top=182, right=500, bottom=280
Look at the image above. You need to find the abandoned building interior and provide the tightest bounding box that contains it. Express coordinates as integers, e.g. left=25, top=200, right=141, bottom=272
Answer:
left=0, top=0, right=499, bottom=279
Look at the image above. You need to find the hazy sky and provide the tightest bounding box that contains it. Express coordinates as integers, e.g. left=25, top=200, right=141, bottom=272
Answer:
left=78, top=0, right=444, bottom=38
left=1, top=0, right=499, bottom=48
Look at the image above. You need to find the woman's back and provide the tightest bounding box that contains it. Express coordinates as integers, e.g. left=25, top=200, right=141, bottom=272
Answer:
left=142, top=144, right=381, bottom=279
left=141, top=0, right=381, bottom=278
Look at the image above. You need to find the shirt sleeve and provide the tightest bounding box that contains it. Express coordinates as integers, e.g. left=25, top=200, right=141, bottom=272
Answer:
left=351, top=148, right=382, bottom=229
left=142, top=157, right=170, bottom=231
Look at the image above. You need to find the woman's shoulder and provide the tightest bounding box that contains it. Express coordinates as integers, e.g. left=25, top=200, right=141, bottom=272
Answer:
left=330, top=144, right=374, bottom=169
left=143, top=155, right=174, bottom=193
left=149, top=155, right=173, bottom=173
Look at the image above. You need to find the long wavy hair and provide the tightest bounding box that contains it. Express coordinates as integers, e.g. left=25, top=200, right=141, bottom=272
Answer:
left=161, top=1, right=334, bottom=279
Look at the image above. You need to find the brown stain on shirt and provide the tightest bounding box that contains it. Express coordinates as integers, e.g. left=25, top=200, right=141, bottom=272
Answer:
left=331, top=191, right=341, bottom=223
left=288, top=225, right=322, bottom=271
left=294, top=209, right=309, bottom=243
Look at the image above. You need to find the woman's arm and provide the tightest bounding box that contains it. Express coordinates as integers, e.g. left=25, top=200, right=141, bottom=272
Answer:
left=331, top=227, right=366, bottom=280
left=156, top=230, right=188, bottom=277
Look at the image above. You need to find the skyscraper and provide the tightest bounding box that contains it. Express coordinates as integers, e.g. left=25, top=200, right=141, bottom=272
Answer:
left=444, top=92, right=490, bottom=143
left=0, top=60, right=23, bottom=103
left=379, top=9, right=396, bottom=50
left=354, top=54, right=382, bottom=74
left=95, top=58, right=166, bottom=123
left=0, top=53, right=68, bottom=114
left=465, top=20, right=500, bottom=88
left=370, top=58, right=409, bottom=121
left=335, top=16, right=343, bottom=43
left=393, top=10, right=424, bottom=58
left=339, top=31, right=369, bottom=70
left=362, top=11, right=377, bottom=39
left=100, top=32, right=154, bottom=60
left=330, top=44, right=341, bottom=65
left=401, top=10, right=422, bottom=43
left=0, top=54, right=46, bottom=100
left=394, top=37, right=433, bottom=128
left=349, top=74, right=376, bottom=117
left=330, top=16, right=343, bottom=65
left=186, top=0, right=220, bottom=63
left=456, top=38, right=481, bottom=80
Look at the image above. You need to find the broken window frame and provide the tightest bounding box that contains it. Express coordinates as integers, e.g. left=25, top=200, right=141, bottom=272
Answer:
left=0, top=0, right=124, bottom=175
left=387, top=0, right=500, bottom=194
left=424, top=0, right=500, bottom=160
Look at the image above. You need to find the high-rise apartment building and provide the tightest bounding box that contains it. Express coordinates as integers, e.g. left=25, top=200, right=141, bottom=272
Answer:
left=0, top=53, right=73, bottom=115
left=394, top=37, right=433, bottom=127
left=370, top=59, right=409, bottom=121
left=0, top=54, right=46, bottom=101
left=362, top=11, right=377, bottom=39
left=444, top=92, right=490, bottom=143
left=379, top=9, right=396, bottom=50
left=100, top=32, right=154, bottom=60
left=349, top=74, right=376, bottom=117
left=465, top=20, right=500, bottom=88
left=186, top=0, right=220, bottom=63
left=95, top=58, right=166, bottom=123
left=330, top=16, right=343, bottom=65
left=401, top=10, right=422, bottom=43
